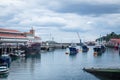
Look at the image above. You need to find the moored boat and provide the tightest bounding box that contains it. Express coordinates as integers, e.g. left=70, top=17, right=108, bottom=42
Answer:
left=82, top=45, right=89, bottom=52
left=0, top=66, right=9, bottom=75
left=83, top=68, right=120, bottom=80
left=0, top=54, right=10, bottom=77
left=0, top=54, right=11, bottom=68
left=93, top=45, right=106, bottom=54
left=9, top=50, right=25, bottom=61
left=69, top=43, right=78, bottom=55
left=69, top=47, right=78, bottom=55
left=20, top=42, right=41, bottom=54
left=27, top=42, right=41, bottom=53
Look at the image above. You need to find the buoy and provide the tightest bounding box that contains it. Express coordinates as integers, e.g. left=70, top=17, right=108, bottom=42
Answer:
left=94, top=52, right=97, bottom=56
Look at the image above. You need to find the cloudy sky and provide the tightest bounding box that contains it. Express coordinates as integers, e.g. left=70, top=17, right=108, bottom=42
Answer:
left=0, top=0, right=120, bottom=43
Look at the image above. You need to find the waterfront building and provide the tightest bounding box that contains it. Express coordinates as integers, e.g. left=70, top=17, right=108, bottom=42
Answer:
left=108, top=39, right=120, bottom=45
left=0, top=28, right=27, bottom=43
left=24, top=28, right=41, bottom=44
left=0, top=28, right=41, bottom=55
left=0, top=28, right=41, bottom=44
left=106, top=38, right=120, bottom=49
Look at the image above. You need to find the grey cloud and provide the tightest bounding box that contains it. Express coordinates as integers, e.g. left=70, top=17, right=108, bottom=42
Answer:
left=52, top=3, right=120, bottom=16
left=34, top=23, right=65, bottom=27
left=60, top=26, right=89, bottom=33
left=0, top=14, right=15, bottom=21
left=0, top=0, right=120, bottom=42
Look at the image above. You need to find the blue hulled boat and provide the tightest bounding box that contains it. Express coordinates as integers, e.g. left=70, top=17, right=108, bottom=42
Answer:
left=0, top=54, right=10, bottom=77
left=69, top=43, right=78, bottom=55
left=93, top=45, right=106, bottom=54
left=0, top=54, right=11, bottom=68
left=82, top=45, right=89, bottom=52
left=69, top=47, right=78, bottom=55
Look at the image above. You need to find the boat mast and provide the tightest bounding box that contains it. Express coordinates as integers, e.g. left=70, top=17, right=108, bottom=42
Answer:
left=100, top=35, right=102, bottom=45
left=77, top=32, right=82, bottom=46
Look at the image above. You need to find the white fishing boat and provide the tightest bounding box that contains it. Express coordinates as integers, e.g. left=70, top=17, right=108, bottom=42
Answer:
left=0, top=66, right=9, bottom=75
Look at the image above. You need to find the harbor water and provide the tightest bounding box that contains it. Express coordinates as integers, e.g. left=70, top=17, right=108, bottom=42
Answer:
left=1, top=46, right=120, bottom=80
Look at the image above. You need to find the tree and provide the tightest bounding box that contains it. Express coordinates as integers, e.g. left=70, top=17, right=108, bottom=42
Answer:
left=96, top=32, right=120, bottom=42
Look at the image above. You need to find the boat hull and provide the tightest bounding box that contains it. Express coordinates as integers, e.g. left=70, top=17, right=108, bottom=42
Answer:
left=20, top=43, right=41, bottom=54
left=0, top=66, right=9, bottom=75
left=0, top=70, right=9, bottom=75
left=83, top=68, right=120, bottom=80
left=93, top=45, right=106, bottom=54
left=0, top=54, right=11, bottom=68
left=69, top=47, right=78, bottom=55
left=82, top=45, right=89, bottom=52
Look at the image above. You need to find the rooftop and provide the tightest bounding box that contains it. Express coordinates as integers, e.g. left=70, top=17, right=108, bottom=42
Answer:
left=110, top=38, right=120, bottom=44
left=0, top=28, right=22, bottom=33
left=0, top=33, right=26, bottom=39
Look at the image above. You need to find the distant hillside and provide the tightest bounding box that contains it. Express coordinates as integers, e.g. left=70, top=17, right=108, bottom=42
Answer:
left=96, top=32, right=120, bottom=42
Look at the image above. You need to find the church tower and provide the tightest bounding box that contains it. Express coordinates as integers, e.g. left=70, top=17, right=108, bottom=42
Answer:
left=30, top=27, right=35, bottom=36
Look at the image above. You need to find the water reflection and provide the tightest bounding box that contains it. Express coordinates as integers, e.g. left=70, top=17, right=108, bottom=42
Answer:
left=91, top=74, right=111, bottom=80
left=69, top=54, right=77, bottom=60
left=93, top=52, right=103, bottom=57
left=26, top=53, right=41, bottom=73
left=0, top=73, right=9, bottom=79
left=8, top=53, right=41, bottom=80
left=2, top=47, right=120, bottom=80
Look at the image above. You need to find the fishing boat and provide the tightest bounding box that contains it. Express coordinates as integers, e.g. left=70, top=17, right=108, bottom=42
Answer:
left=93, top=45, right=106, bottom=54
left=14, top=50, right=25, bottom=57
left=0, top=54, right=11, bottom=68
left=27, top=42, right=41, bottom=53
left=69, top=43, right=78, bottom=55
left=0, top=54, right=10, bottom=77
left=0, top=66, right=9, bottom=75
left=69, top=47, right=78, bottom=55
left=83, top=68, right=120, bottom=80
left=20, top=42, right=41, bottom=54
left=9, top=50, right=25, bottom=61
left=82, top=45, right=89, bottom=52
